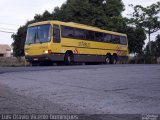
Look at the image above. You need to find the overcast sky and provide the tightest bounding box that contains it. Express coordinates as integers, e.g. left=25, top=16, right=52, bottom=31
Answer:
left=0, top=0, right=159, bottom=45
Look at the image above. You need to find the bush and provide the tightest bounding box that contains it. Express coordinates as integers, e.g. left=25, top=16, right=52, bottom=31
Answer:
left=128, top=55, right=158, bottom=64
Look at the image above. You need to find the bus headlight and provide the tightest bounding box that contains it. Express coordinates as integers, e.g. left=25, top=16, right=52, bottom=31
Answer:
left=44, top=50, right=52, bottom=54
left=25, top=52, right=29, bottom=55
left=44, top=50, right=49, bottom=54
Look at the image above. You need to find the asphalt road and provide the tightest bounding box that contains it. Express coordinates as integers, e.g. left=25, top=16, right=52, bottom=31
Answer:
left=0, top=65, right=160, bottom=119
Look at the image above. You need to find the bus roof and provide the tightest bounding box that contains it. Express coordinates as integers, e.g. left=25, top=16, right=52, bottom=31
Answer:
left=28, top=20, right=127, bottom=36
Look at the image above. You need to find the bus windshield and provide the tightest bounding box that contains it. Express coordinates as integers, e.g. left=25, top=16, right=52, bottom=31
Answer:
left=25, top=24, right=51, bottom=44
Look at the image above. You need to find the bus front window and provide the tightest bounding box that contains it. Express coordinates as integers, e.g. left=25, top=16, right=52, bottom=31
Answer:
left=26, top=24, right=51, bottom=44
left=25, top=26, right=37, bottom=44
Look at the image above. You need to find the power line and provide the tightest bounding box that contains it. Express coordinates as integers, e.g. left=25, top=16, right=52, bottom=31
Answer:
left=0, top=30, right=15, bottom=34
left=0, top=23, right=19, bottom=26
left=0, top=27, right=17, bottom=31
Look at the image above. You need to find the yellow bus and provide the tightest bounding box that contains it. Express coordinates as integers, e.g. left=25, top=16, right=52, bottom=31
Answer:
left=25, top=21, right=128, bottom=65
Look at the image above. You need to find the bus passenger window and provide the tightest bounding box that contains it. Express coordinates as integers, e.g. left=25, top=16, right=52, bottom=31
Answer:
left=95, top=32, right=103, bottom=42
left=75, top=28, right=85, bottom=40
left=111, top=35, right=120, bottom=44
left=104, top=34, right=112, bottom=43
left=86, top=30, right=95, bottom=41
left=53, top=25, right=60, bottom=43
left=61, top=26, right=74, bottom=38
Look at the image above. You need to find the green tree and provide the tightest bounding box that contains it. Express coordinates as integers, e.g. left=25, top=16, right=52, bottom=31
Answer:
left=11, top=25, right=27, bottom=58
left=156, top=34, right=160, bottom=56
left=130, top=2, right=160, bottom=53
left=53, top=0, right=125, bottom=29
left=145, top=41, right=157, bottom=57
left=126, top=27, right=146, bottom=54
left=145, top=34, right=160, bottom=57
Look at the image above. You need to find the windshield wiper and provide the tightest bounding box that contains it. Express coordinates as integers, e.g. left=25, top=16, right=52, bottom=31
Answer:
left=37, top=33, right=42, bottom=44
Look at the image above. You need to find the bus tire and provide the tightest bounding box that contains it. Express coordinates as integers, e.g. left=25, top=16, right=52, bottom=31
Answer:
left=112, top=55, right=118, bottom=64
left=64, top=53, right=73, bottom=65
left=105, top=55, right=112, bottom=64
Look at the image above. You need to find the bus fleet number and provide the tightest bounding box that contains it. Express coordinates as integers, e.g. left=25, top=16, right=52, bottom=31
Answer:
left=78, top=42, right=90, bottom=48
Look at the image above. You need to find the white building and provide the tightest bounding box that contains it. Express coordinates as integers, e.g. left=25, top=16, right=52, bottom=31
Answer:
left=0, top=44, right=11, bottom=57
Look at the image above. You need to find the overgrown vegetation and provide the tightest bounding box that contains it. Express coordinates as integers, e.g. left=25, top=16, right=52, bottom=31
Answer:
left=0, top=57, right=29, bottom=67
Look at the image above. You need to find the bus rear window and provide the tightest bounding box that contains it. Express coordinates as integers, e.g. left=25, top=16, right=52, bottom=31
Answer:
left=120, top=36, right=127, bottom=45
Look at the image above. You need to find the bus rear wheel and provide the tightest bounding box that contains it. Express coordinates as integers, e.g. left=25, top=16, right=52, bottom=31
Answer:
left=64, top=53, right=73, bottom=65
left=112, top=55, right=118, bottom=64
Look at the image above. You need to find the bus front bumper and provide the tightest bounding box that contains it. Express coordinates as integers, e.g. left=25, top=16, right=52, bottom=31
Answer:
left=25, top=53, right=64, bottom=62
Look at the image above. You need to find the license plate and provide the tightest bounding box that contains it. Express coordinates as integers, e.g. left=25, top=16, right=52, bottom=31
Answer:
left=33, top=58, right=38, bottom=61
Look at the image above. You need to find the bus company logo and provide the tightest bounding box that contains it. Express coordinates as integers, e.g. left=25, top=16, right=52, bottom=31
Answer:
left=39, top=46, right=47, bottom=49
left=73, top=48, right=79, bottom=54
left=116, top=46, right=122, bottom=55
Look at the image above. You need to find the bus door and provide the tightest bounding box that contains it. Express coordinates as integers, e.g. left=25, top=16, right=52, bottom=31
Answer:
left=53, top=25, right=61, bottom=43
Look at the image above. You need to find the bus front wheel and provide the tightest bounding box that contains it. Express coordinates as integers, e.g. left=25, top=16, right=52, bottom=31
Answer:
left=64, top=53, right=73, bottom=65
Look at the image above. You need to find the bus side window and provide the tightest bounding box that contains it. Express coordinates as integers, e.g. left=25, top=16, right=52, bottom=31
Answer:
left=111, top=35, right=120, bottom=44
left=61, top=26, right=74, bottom=38
left=86, top=30, right=95, bottom=41
left=104, top=34, right=112, bottom=43
left=95, top=32, right=103, bottom=42
left=53, top=25, right=60, bottom=43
